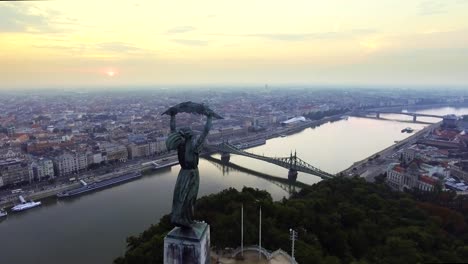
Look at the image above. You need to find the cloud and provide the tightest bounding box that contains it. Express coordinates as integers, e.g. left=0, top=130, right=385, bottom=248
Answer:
left=96, top=42, right=143, bottom=53
left=418, top=0, right=447, bottom=15
left=418, top=0, right=468, bottom=16
left=32, top=43, right=86, bottom=54
left=171, top=39, right=209, bottom=46
left=0, top=3, right=49, bottom=32
left=166, top=26, right=197, bottom=34
left=32, top=42, right=148, bottom=56
left=208, top=29, right=376, bottom=42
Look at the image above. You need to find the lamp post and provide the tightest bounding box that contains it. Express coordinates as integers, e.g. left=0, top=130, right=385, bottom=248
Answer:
left=289, top=228, right=298, bottom=261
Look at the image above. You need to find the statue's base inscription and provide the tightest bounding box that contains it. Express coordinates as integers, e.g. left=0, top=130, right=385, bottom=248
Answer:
left=164, top=222, right=210, bottom=264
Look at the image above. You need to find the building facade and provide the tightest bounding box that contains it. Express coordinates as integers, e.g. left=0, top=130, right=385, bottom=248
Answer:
left=386, top=162, right=439, bottom=192
left=0, top=158, right=30, bottom=187
left=101, top=143, right=128, bottom=162
left=30, top=158, right=55, bottom=181
left=52, top=152, right=88, bottom=177
left=127, top=143, right=150, bottom=159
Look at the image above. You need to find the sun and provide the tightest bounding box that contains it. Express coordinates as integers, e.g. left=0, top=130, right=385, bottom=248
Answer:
left=106, top=70, right=116, bottom=77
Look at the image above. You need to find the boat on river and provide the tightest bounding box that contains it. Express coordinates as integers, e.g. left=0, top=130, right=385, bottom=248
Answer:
left=0, top=208, right=7, bottom=218
left=401, top=127, right=414, bottom=133
left=11, top=196, right=42, bottom=212
left=57, top=172, right=142, bottom=198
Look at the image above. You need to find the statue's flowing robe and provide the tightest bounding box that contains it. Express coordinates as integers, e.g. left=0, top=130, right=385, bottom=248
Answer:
left=166, top=130, right=205, bottom=228
left=171, top=168, right=199, bottom=227
left=165, top=111, right=212, bottom=228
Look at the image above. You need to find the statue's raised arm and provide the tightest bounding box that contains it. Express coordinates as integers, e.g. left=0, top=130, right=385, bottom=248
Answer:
left=194, top=115, right=212, bottom=152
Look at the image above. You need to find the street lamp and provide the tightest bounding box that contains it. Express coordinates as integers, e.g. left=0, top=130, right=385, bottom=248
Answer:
left=289, top=228, right=298, bottom=261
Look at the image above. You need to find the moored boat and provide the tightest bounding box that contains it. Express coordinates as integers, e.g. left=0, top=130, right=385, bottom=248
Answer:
left=0, top=208, right=7, bottom=218
left=57, top=172, right=142, bottom=198
left=401, top=127, right=414, bottom=133
left=11, top=201, right=42, bottom=212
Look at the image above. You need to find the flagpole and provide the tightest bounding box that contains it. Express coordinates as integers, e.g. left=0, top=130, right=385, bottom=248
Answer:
left=241, top=204, right=244, bottom=257
left=259, top=206, right=262, bottom=260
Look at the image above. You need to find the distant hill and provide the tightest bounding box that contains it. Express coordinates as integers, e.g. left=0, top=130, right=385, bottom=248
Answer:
left=115, top=177, right=468, bottom=264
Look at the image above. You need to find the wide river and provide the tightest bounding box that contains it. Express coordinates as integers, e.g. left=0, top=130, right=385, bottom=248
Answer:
left=1, top=106, right=467, bottom=264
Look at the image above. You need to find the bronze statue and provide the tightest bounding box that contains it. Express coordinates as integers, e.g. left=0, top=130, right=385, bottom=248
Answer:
left=162, top=102, right=223, bottom=228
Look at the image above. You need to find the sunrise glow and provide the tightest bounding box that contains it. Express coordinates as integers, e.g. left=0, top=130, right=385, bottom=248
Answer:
left=0, top=0, right=467, bottom=88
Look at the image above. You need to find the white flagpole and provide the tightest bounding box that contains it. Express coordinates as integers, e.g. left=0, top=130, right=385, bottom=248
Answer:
left=259, top=206, right=262, bottom=260
left=241, top=204, right=244, bottom=257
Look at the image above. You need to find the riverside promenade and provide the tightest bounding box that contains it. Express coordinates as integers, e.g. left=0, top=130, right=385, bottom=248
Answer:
left=340, top=121, right=442, bottom=180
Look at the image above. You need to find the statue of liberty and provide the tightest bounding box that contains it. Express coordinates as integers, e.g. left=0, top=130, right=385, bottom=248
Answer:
left=162, top=102, right=223, bottom=228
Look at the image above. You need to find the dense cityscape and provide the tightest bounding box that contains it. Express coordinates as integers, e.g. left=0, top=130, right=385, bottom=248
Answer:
left=2, top=0, right=468, bottom=263
left=1, top=88, right=468, bottom=206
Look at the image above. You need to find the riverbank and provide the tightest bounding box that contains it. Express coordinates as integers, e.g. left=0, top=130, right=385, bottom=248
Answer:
left=340, top=121, right=442, bottom=179
left=0, top=157, right=179, bottom=208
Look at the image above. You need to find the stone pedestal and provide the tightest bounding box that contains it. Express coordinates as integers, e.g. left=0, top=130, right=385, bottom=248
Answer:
left=164, top=222, right=210, bottom=264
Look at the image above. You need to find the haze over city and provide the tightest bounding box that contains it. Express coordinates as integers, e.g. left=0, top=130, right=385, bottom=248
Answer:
left=1, top=0, right=468, bottom=88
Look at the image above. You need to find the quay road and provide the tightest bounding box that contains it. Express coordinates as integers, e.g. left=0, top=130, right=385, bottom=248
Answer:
left=341, top=121, right=442, bottom=181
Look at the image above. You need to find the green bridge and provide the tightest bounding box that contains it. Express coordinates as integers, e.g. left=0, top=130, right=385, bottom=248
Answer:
left=206, top=142, right=335, bottom=179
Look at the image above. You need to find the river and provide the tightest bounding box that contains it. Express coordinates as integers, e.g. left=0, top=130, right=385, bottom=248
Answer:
left=0, top=106, right=467, bottom=264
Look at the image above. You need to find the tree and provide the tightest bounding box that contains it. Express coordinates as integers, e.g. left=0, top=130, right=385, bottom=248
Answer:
left=115, top=178, right=468, bottom=264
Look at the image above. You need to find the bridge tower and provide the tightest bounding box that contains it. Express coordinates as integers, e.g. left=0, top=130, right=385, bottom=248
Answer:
left=376, top=112, right=380, bottom=119
left=221, top=152, right=230, bottom=163
left=412, top=115, right=417, bottom=122
left=288, top=151, right=298, bottom=181
left=221, top=140, right=231, bottom=163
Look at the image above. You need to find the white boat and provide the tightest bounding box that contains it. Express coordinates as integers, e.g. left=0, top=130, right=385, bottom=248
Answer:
left=11, top=196, right=42, bottom=212
left=0, top=209, right=7, bottom=218
left=11, top=201, right=42, bottom=212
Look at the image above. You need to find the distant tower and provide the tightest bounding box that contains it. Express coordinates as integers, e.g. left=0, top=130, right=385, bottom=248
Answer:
left=7, top=126, right=15, bottom=137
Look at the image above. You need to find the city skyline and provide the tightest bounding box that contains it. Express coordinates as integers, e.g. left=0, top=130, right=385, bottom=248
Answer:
left=1, top=0, right=468, bottom=88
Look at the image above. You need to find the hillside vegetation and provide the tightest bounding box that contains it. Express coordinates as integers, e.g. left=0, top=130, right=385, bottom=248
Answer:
left=115, top=177, right=468, bottom=264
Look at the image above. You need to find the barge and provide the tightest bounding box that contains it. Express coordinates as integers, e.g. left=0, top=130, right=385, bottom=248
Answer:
left=57, top=172, right=142, bottom=198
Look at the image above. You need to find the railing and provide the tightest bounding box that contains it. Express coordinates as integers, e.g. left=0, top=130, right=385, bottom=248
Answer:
left=231, top=245, right=271, bottom=259
left=231, top=246, right=298, bottom=263
left=271, top=249, right=298, bottom=264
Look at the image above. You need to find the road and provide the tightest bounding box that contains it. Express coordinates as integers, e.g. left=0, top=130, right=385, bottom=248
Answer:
left=342, top=121, right=441, bottom=182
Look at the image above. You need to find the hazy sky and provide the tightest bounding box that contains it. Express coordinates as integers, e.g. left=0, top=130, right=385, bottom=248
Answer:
left=1, top=0, right=467, bottom=88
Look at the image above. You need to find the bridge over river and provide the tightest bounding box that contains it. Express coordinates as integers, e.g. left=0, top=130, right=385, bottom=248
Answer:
left=206, top=142, right=335, bottom=180
left=205, top=155, right=307, bottom=194
left=354, top=110, right=445, bottom=123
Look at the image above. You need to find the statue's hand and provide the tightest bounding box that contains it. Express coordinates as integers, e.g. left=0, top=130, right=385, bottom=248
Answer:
left=168, top=109, right=177, bottom=116
left=162, top=106, right=177, bottom=116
